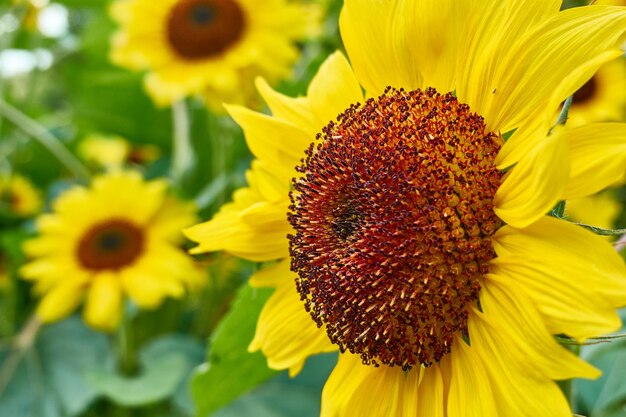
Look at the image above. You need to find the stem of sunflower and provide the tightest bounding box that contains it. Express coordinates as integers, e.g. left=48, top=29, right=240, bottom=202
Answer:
left=116, top=309, right=138, bottom=376
left=0, top=314, right=41, bottom=397
left=171, top=100, right=193, bottom=187
left=0, top=98, right=90, bottom=182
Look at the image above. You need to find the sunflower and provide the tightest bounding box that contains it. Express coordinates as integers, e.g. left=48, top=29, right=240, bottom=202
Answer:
left=78, top=134, right=161, bottom=169
left=0, top=174, right=42, bottom=218
left=21, top=171, right=204, bottom=331
left=186, top=1, right=626, bottom=415
left=110, top=0, right=318, bottom=109
left=566, top=57, right=626, bottom=126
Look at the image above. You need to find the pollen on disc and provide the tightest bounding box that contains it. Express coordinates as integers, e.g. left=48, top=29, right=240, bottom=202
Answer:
left=288, top=87, right=504, bottom=369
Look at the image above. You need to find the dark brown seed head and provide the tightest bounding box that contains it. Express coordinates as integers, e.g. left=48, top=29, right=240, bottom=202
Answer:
left=289, top=87, right=503, bottom=369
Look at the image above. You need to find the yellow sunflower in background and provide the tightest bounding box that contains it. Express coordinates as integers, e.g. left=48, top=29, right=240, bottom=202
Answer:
left=78, top=134, right=161, bottom=169
left=0, top=174, right=42, bottom=218
left=110, top=0, right=318, bottom=109
left=567, top=57, right=626, bottom=126
left=21, top=171, right=204, bottom=331
left=186, top=1, right=626, bottom=415
left=567, top=191, right=622, bottom=230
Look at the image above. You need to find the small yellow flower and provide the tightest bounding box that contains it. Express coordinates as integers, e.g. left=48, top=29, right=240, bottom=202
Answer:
left=187, top=1, right=626, bottom=415
left=21, top=171, right=204, bottom=331
left=110, top=0, right=319, bottom=110
left=0, top=174, right=42, bottom=217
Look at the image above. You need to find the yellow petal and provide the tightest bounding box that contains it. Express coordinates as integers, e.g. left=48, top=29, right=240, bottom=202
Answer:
left=249, top=258, right=293, bottom=288
left=83, top=273, right=122, bottom=331
left=307, top=51, right=364, bottom=125
left=468, top=308, right=577, bottom=417
left=249, top=280, right=336, bottom=377
left=447, top=336, right=497, bottom=417
left=225, top=104, right=311, bottom=167
left=255, top=77, right=320, bottom=138
left=485, top=6, right=626, bottom=133
left=185, top=199, right=290, bottom=262
left=320, top=352, right=421, bottom=417
left=493, top=216, right=626, bottom=339
left=478, top=280, right=600, bottom=379
left=36, top=283, right=84, bottom=323
left=416, top=365, right=444, bottom=417
left=458, top=0, right=560, bottom=122
left=494, top=128, right=568, bottom=229
left=340, top=0, right=419, bottom=96
left=497, top=50, right=623, bottom=169
left=563, top=123, right=626, bottom=199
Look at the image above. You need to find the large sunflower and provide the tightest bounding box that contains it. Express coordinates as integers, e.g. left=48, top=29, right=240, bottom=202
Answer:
left=21, top=171, right=204, bottom=331
left=186, top=1, right=626, bottom=415
left=110, top=0, right=318, bottom=109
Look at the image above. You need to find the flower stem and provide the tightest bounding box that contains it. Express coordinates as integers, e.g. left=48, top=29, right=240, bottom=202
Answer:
left=116, top=311, right=138, bottom=376
left=171, top=100, right=193, bottom=186
left=0, top=315, right=41, bottom=397
left=0, top=98, right=90, bottom=181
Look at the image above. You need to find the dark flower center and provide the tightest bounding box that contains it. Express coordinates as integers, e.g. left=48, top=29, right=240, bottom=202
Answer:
left=573, top=76, right=598, bottom=105
left=77, top=219, right=145, bottom=271
left=166, top=0, right=246, bottom=60
left=289, top=87, right=503, bottom=370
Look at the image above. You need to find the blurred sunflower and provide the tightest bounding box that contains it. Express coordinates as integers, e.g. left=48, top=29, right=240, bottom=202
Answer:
left=78, top=134, right=161, bottom=169
left=567, top=57, right=626, bottom=126
left=187, top=1, right=626, bottom=415
left=0, top=174, right=42, bottom=218
left=110, top=0, right=318, bottom=109
left=21, top=171, right=204, bottom=331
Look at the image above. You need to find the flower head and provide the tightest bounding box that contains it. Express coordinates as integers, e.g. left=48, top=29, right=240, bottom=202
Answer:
left=0, top=174, right=42, bottom=218
left=110, top=0, right=319, bottom=109
left=22, top=171, right=204, bottom=330
left=187, top=1, right=626, bottom=415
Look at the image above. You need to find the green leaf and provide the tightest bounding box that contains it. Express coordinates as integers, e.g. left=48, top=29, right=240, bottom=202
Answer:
left=574, top=337, right=626, bottom=416
left=0, top=317, right=112, bottom=417
left=85, top=334, right=202, bottom=407
left=214, top=353, right=336, bottom=417
left=191, top=285, right=276, bottom=417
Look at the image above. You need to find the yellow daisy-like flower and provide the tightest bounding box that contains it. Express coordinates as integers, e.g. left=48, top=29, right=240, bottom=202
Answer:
left=110, top=0, right=318, bottom=109
left=186, top=1, right=626, bottom=415
left=0, top=174, right=42, bottom=217
left=21, top=171, right=204, bottom=331
left=567, top=57, right=626, bottom=126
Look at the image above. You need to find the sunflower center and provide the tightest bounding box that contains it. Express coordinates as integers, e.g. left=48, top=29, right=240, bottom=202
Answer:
left=77, top=219, right=145, bottom=271
left=573, top=76, right=598, bottom=105
left=166, top=0, right=246, bottom=60
left=289, top=87, right=503, bottom=369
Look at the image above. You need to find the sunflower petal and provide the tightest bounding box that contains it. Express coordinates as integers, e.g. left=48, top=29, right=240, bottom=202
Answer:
left=340, top=0, right=419, bottom=95
left=447, top=336, right=497, bottom=417
left=36, top=283, right=84, bottom=323
left=249, top=280, right=336, bottom=377
left=562, top=123, right=626, bottom=199
left=321, top=352, right=421, bottom=417
left=416, top=365, right=445, bottom=417
left=469, top=306, right=576, bottom=417
left=84, top=273, right=122, bottom=331
left=494, top=128, right=569, bottom=229
left=493, top=217, right=626, bottom=339
left=485, top=6, right=626, bottom=133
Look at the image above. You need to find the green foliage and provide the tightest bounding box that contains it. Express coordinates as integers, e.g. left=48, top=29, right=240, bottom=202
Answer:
left=191, top=285, right=276, bottom=417
left=0, top=317, right=113, bottom=417
left=85, top=335, right=204, bottom=408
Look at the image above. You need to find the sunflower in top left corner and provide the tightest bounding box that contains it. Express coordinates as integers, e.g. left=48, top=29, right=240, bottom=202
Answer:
left=110, top=0, right=319, bottom=109
left=20, top=171, right=204, bottom=331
